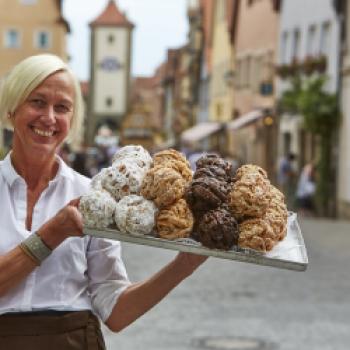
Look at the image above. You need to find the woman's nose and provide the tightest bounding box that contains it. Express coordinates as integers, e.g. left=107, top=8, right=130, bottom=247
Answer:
left=40, top=106, right=55, bottom=124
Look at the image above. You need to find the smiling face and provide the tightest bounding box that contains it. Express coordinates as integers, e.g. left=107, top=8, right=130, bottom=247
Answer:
left=12, top=71, right=75, bottom=161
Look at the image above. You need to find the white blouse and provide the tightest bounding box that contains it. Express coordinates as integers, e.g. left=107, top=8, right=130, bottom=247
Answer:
left=0, top=153, right=131, bottom=322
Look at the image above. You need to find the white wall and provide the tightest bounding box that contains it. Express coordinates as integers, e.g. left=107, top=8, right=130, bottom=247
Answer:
left=338, top=1, right=350, bottom=208
left=276, top=0, right=341, bottom=160
left=278, top=0, right=340, bottom=93
left=339, top=76, right=350, bottom=203
left=93, top=27, right=129, bottom=115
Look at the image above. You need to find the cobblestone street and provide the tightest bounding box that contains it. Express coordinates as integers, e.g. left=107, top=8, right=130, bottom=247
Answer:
left=104, top=217, right=350, bottom=350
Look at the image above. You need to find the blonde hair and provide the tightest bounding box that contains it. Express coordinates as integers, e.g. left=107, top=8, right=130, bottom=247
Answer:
left=0, top=54, right=84, bottom=143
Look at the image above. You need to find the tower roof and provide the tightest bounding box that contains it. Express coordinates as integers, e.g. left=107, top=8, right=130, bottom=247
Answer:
left=90, top=0, right=134, bottom=28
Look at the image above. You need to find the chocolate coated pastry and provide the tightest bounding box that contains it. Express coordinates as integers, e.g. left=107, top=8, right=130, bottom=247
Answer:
left=193, top=166, right=229, bottom=182
left=185, top=176, right=230, bottom=214
left=196, top=154, right=233, bottom=181
left=197, top=207, right=239, bottom=250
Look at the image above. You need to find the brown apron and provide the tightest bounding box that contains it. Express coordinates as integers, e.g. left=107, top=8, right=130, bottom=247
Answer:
left=0, top=310, right=106, bottom=350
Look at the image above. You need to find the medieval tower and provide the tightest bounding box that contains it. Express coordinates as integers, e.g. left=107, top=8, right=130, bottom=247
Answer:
left=87, top=0, right=134, bottom=144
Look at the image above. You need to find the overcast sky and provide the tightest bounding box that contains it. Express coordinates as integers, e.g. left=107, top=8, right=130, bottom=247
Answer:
left=63, top=0, right=189, bottom=81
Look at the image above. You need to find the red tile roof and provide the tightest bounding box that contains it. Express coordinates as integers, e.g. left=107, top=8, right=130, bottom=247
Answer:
left=90, top=0, right=134, bottom=28
left=56, top=0, right=70, bottom=32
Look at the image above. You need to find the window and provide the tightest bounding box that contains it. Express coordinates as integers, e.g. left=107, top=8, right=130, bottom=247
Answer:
left=280, top=31, right=289, bottom=64
left=307, top=25, right=317, bottom=56
left=248, top=0, right=261, bottom=6
left=265, top=50, right=275, bottom=81
left=320, top=22, right=331, bottom=56
left=216, top=103, right=223, bottom=118
left=283, top=132, right=292, bottom=155
left=4, top=29, right=20, bottom=48
left=292, top=29, right=300, bottom=60
left=245, top=56, right=252, bottom=88
left=253, top=56, right=263, bottom=92
left=235, top=59, right=242, bottom=88
left=35, top=31, right=50, bottom=49
left=106, top=97, right=113, bottom=107
left=107, top=34, right=115, bottom=44
left=20, top=0, right=37, bottom=4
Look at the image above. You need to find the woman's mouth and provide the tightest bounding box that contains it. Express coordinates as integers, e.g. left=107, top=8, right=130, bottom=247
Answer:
left=32, top=127, right=55, bottom=137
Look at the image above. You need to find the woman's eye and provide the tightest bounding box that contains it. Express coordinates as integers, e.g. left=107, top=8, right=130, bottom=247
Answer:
left=31, top=99, right=45, bottom=107
left=55, top=104, right=71, bottom=113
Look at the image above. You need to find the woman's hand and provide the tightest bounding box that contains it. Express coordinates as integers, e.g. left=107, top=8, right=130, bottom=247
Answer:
left=37, top=198, right=83, bottom=249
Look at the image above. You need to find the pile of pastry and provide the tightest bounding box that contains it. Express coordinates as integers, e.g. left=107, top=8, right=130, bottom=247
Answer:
left=79, top=145, right=288, bottom=252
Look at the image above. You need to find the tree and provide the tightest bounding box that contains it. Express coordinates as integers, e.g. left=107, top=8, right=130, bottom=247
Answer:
left=279, top=75, right=340, bottom=216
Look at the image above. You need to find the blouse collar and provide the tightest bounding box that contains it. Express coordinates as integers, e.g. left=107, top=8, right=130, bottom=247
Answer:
left=0, top=152, right=74, bottom=187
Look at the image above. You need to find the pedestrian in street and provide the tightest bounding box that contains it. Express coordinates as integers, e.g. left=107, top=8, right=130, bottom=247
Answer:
left=188, top=148, right=205, bottom=171
left=277, top=153, right=297, bottom=209
left=0, top=54, right=206, bottom=350
left=296, top=163, right=316, bottom=217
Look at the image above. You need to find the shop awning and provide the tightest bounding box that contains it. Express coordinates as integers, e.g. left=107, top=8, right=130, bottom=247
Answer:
left=181, top=122, right=222, bottom=143
left=227, top=110, right=264, bottom=130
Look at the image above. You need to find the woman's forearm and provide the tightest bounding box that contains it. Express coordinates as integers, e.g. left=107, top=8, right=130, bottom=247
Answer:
left=0, top=208, right=79, bottom=297
left=0, top=246, right=37, bottom=297
left=106, top=253, right=206, bottom=332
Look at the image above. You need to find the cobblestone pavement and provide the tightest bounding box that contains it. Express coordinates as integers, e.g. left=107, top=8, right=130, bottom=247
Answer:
left=103, top=217, right=350, bottom=350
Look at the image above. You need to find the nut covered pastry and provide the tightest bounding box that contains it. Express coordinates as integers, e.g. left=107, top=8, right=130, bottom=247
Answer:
left=152, top=149, right=192, bottom=182
left=141, top=166, right=186, bottom=208
left=156, top=199, right=194, bottom=240
left=265, top=206, right=288, bottom=242
left=265, top=185, right=288, bottom=241
left=101, top=162, right=145, bottom=201
left=79, top=190, right=116, bottom=228
left=112, top=144, right=153, bottom=170
left=115, top=195, right=157, bottom=235
left=90, top=167, right=109, bottom=191
left=238, top=218, right=277, bottom=252
left=234, top=164, right=268, bottom=181
left=229, top=173, right=271, bottom=220
left=153, top=149, right=189, bottom=167
left=197, top=207, right=239, bottom=250
left=158, top=160, right=193, bottom=182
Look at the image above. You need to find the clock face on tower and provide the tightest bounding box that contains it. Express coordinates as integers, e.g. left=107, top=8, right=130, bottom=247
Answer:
left=99, top=57, right=123, bottom=71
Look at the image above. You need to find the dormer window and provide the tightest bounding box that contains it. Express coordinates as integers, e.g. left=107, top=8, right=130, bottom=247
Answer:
left=35, top=30, right=51, bottom=49
left=106, top=97, right=113, bottom=107
left=4, top=29, right=20, bottom=48
left=107, top=34, right=115, bottom=44
left=20, top=0, right=37, bottom=4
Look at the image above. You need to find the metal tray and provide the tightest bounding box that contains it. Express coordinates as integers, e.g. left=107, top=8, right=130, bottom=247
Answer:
left=83, top=212, right=308, bottom=272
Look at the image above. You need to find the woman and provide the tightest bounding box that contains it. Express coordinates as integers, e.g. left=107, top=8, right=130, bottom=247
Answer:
left=296, top=163, right=316, bottom=217
left=0, top=54, right=206, bottom=349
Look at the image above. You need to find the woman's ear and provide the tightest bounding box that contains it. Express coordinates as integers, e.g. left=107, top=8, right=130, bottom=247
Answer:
left=7, top=112, right=15, bottom=127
